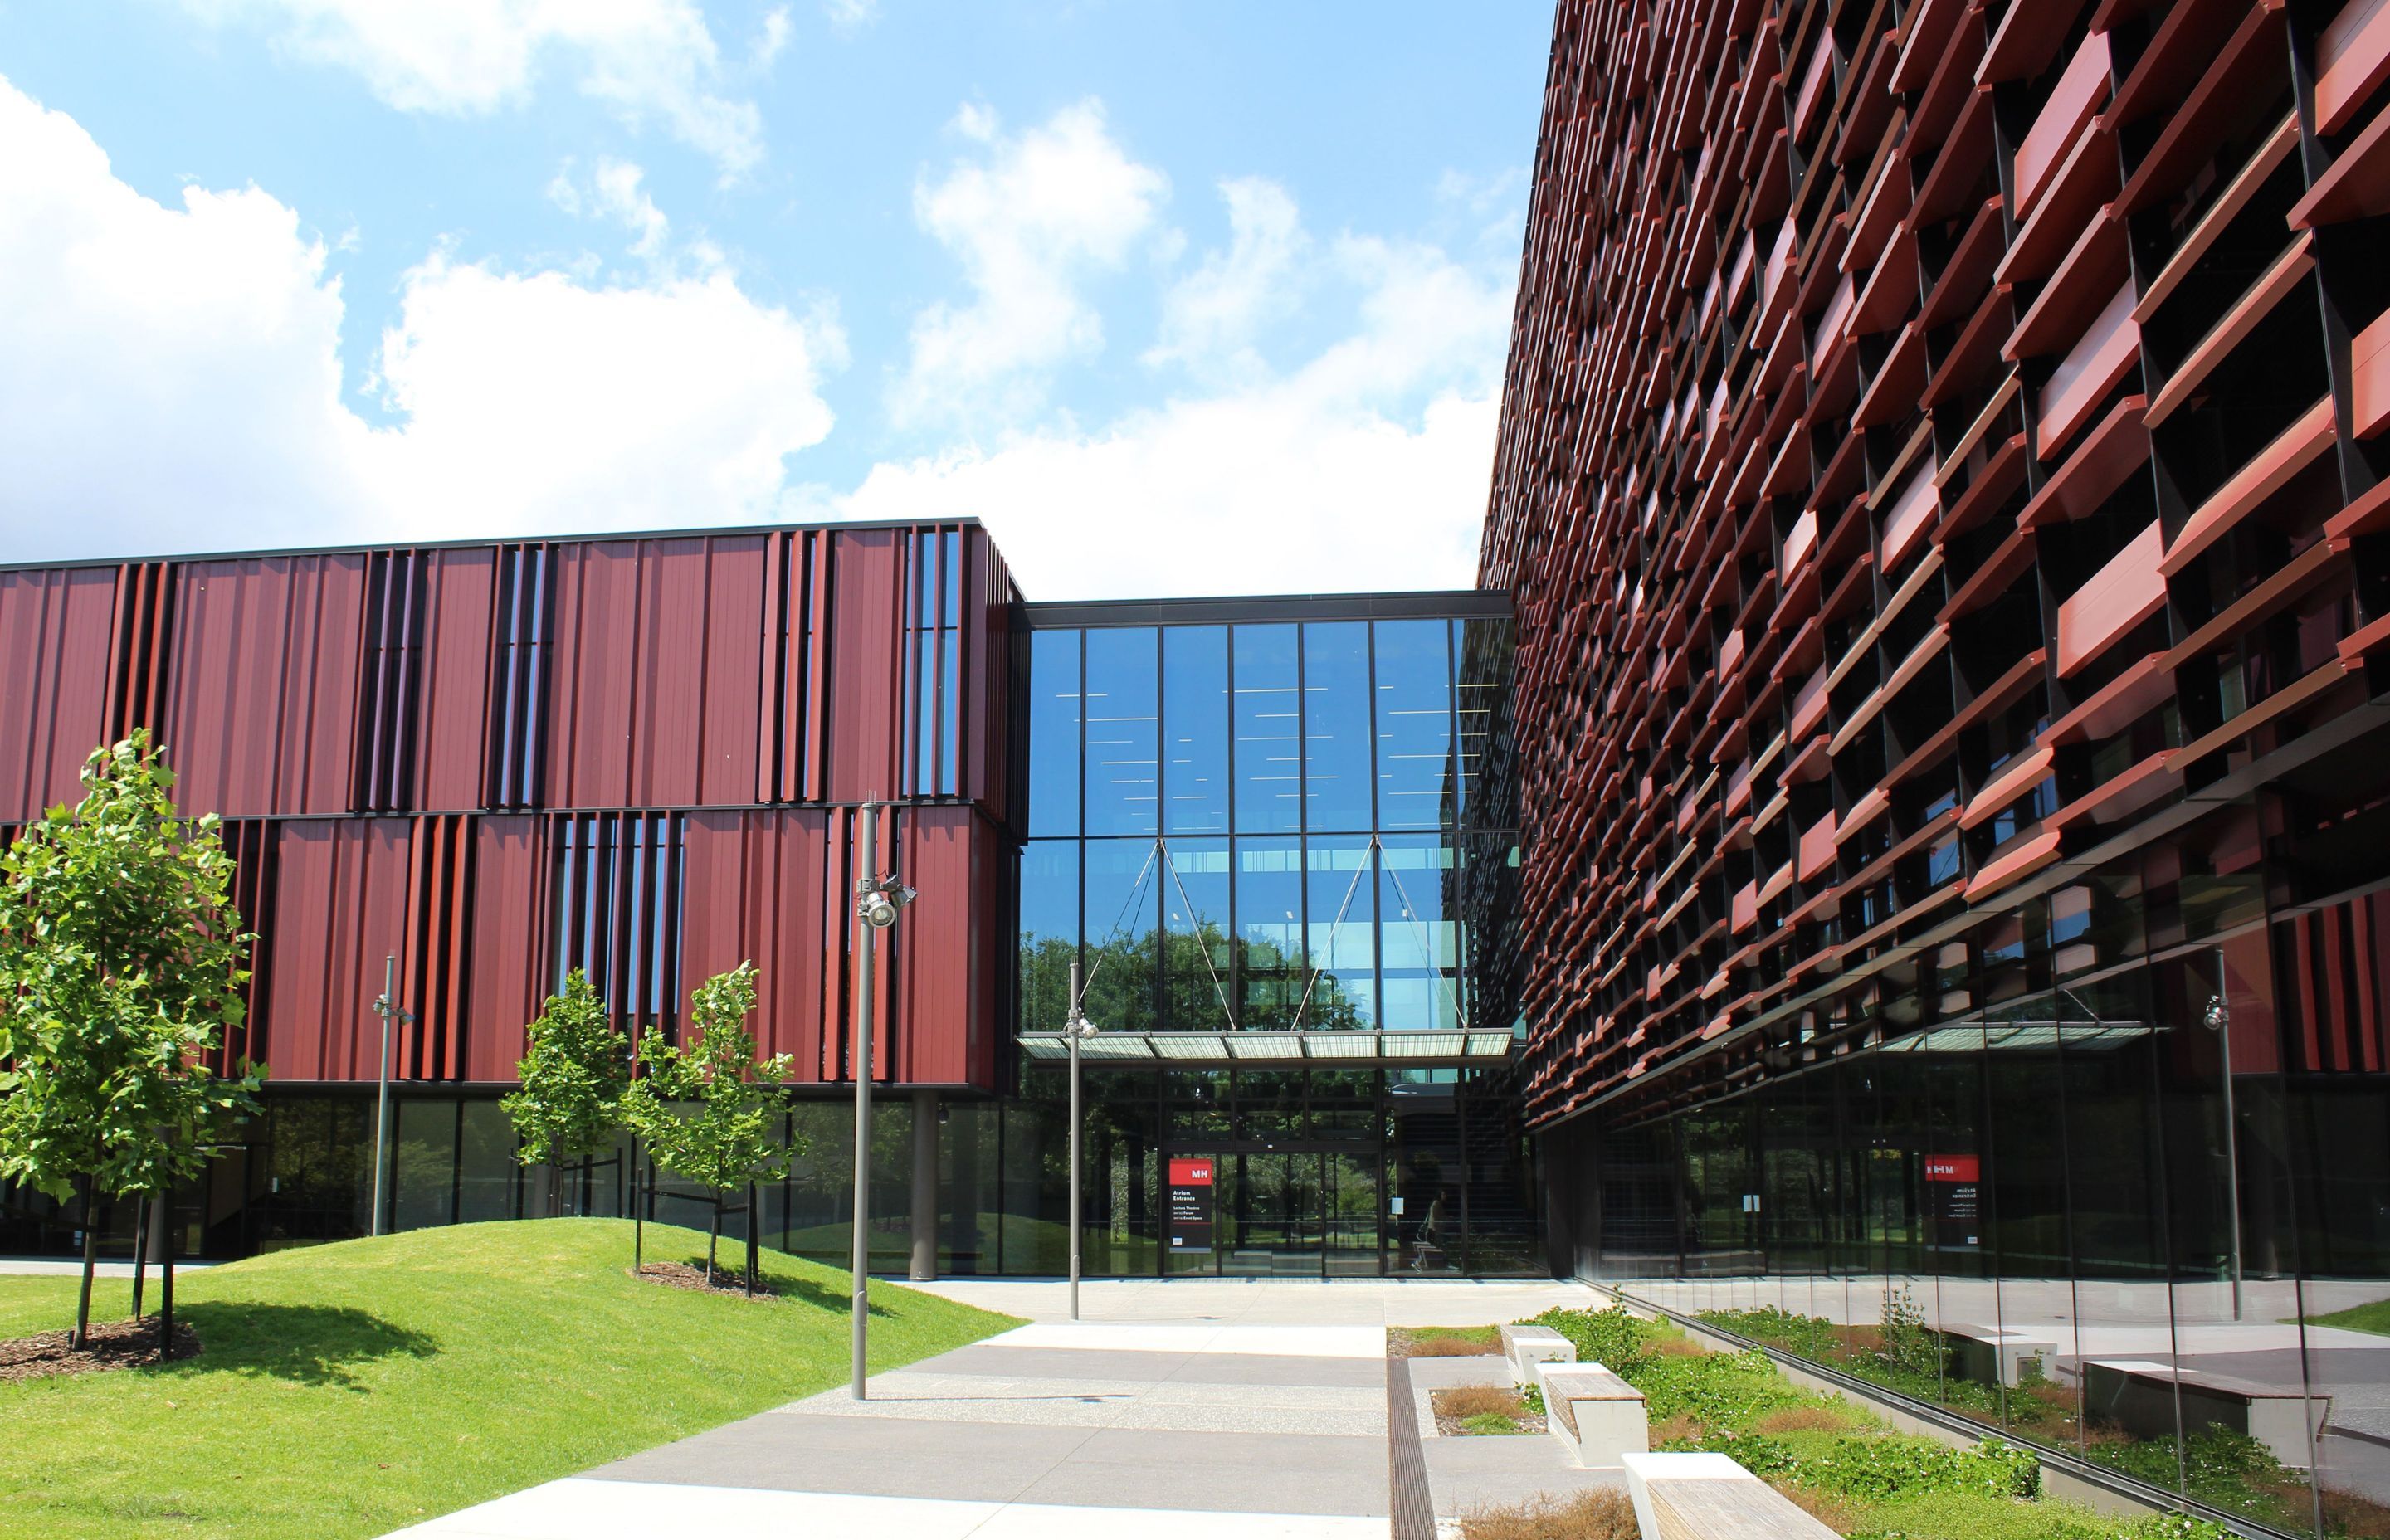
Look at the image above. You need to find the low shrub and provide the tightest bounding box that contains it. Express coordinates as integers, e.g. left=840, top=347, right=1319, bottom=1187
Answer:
left=1458, top=1489, right=1640, bottom=1540
left=1528, top=1305, right=1661, bottom=1376
left=1438, top=1383, right=1524, bottom=1420
left=1788, top=1435, right=2040, bottom=1503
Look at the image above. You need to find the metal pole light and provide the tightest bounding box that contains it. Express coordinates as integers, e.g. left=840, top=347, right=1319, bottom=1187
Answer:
left=369, top=955, right=414, bottom=1239
left=1064, top=961, right=1099, bottom=1322
left=849, top=802, right=916, bottom=1401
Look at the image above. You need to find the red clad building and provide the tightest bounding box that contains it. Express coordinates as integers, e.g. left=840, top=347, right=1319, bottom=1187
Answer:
left=1483, top=1, right=2390, bottom=1527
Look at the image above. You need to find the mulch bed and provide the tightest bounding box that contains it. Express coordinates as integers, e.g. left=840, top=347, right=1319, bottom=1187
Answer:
left=0, top=1316, right=202, bottom=1384
left=1430, top=1386, right=1548, bottom=1437
left=629, top=1261, right=779, bottom=1300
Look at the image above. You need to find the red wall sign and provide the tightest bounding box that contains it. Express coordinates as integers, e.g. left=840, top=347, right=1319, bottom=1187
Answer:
left=1924, top=1155, right=1980, bottom=1183
left=1168, top=1157, right=1215, bottom=1254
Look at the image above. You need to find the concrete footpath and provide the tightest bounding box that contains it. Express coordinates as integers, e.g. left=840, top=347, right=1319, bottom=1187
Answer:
left=389, top=1277, right=1598, bottom=1540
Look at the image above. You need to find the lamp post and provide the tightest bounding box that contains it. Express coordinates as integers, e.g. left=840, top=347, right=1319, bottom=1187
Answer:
left=1064, top=960, right=1099, bottom=1322
left=849, top=802, right=915, bottom=1400
left=369, top=955, right=414, bottom=1238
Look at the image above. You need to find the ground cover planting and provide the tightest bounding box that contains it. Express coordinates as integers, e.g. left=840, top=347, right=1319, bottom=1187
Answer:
left=1522, top=1306, right=2245, bottom=1540
left=1692, top=1300, right=2390, bottom=1538
left=0, top=1217, right=1016, bottom=1539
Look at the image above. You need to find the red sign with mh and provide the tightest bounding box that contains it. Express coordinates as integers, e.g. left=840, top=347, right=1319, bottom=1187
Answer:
left=1169, top=1158, right=1214, bottom=1187
left=1924, top=1155, right=1980, bottom=1183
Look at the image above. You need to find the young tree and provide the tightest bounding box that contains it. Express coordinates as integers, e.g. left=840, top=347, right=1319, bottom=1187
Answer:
left=0, top=732, right=265, bottom=1348
left=501, top=969, right=628, bottom=1216
left=619, top=962, right=798, bottom=1285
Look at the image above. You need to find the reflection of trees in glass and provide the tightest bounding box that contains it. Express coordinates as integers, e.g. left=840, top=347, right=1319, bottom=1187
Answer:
left=1017, top=926, right=1367, bottom=1033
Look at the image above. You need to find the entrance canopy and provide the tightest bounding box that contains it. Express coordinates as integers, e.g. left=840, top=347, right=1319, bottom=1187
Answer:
left=1016, top=1028, right=1515, bottom=1067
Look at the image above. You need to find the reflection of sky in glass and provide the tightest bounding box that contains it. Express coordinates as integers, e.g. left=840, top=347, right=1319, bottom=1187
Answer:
left=1085, top=627, right=1158, bottom=837
left=1304, top=621, right=1372, bottom=832
left=1022, top=614, right=1507, bottom=1038
left=1164, top=626, right=1228, bottom=835
left=1234, top=624, right=1300, bottom=834
left=1375, top=619, right=1452, bottom=831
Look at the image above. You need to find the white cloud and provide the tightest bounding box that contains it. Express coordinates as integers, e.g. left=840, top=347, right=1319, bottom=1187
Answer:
left=1145, top=176, right=1308, bottom=380
left=828, top=216, right=1514, bottom=600
left=0, top=76, right=840, bottom=561
left=894, top=100, right=1168, bottom=427
left=176, top=0, right=769, bottom=173
left=823, top=0, right=878, bottom=36
left=549, top=155, right=671, bottom=261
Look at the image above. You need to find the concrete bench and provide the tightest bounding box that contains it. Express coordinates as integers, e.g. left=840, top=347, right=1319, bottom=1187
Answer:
left=1501, top=1323, right=1576, bottom=1386
left=1937, top=1323, right=2056, bottom=1387
left=1620, top=1450, right=1838, bottom=1540
left=2084, top=1358, right=2330, bottom=1468
left=1537, top=1362, right=1646, bottom=1469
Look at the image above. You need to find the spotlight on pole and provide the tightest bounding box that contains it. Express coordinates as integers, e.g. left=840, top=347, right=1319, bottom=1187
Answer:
left=850, top=804, right=916, bottom=1401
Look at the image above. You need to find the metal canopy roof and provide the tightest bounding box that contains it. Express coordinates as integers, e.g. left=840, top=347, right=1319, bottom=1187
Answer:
left=1017, top=1029, right=1515, bottom=1067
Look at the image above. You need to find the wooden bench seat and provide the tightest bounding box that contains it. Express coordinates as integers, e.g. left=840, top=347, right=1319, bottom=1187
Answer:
left=1501, top=1322, right=1577, bottom=1386
left=1538, top=1362, right=1646, bottom=1468
left=1621, top=1450, right=1839, bottom=1540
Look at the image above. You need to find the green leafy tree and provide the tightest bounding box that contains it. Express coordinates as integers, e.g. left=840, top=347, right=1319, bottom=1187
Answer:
left=620, top=962, right=798, bottom=1284
left=0, top=732, right=265, bottom=1346
left=501, top=968, right=629, bottom=1216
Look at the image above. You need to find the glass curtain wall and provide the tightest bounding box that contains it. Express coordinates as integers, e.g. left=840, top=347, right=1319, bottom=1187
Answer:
left=1020, top=615, right=1506, bottom=1037
left=1566, top=871, right=2390, bottom=1538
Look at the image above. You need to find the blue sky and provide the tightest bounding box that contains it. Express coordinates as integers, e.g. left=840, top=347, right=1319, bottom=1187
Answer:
left=0, top=1, right=1549, bottom=597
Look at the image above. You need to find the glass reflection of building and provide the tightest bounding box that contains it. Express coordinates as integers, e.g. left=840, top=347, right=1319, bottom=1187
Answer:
left=1545, top=858, right=2390, bottom=1538
left=1011, top=596, right=1532, bottom=1277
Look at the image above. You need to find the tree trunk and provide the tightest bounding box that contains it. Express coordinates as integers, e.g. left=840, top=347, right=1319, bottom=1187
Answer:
left=72, top=1176, right=99, bottom=1351
left=131, top=1196, right=149, bottom=1321
left=548, top=1141, right=563, bottom=1219
left=632, top=1138, right=644, bottom=1273
left=745, top=1182, right=760, bottom=1298
left=159, top=1230, right=176, bottom=1362
left=705, top=1199, right=722, bottom=1288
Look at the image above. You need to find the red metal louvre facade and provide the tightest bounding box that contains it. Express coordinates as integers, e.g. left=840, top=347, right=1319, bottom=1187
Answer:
left=1483, top=0, right=2390, bottom=1128
left=0, top=521, right=1021, bottom=1092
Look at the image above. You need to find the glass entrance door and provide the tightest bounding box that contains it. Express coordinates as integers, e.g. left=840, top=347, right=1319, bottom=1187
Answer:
left=1168, top=1148, right=1383, bottom=1276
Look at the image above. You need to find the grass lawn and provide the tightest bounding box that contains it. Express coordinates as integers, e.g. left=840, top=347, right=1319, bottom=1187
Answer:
left=0, top=1217, right=1018, bottom=1540
left=2304, top=1295, right=2390, bottom=1337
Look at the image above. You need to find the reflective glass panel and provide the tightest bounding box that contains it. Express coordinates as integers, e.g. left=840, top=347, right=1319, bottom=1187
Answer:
left=1162, top=838, right=1232, bottom=1030
left=1304, top=836, right=1376, bottom=1029
left=1236, top=836, right=1304, bottom=1028
left=1018, top=839, right=1078, bottom=1031
left=1373, top=619, right=1452, bottom=831
left=1085, top=627, right=1158, bottom=837
left=1163, top=626, right=1229, bottom=835
left=1234, top=625, right=1301, bottom=834
left=1027, top=629, right=1080, bottom=837
left=1082, top=837, right=1158, bottom=1031
left=1303, top=621, right=1373, bottom=831
left=1379, top=835, right=1458, bottom=1030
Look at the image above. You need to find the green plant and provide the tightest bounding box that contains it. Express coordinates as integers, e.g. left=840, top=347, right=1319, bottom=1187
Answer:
left=620, top=962, right=797, bottom=1284
left=1528, top=1305, right=1661, bottom=1376
left=1461, top=1411, right=1529, bottom=1435
left=501, top=968, right=628, bottom=1213
left=1880, top=1282, right=1946, bottom=1382
left=1701, top=1304, right=1843, bottom=1359
left=1789, top=1435, right=2039, bottom=1503
left=0, top=731, right=264, bottom=1347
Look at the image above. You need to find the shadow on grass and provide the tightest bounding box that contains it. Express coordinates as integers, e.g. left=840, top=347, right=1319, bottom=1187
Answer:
left=660, top=1256, right=896, bottom=1318
left=177, top=1303, right=438, bottom=1390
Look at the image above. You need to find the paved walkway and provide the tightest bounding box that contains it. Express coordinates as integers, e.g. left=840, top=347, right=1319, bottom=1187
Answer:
left=389, top=1276, right=1600, bottom=1539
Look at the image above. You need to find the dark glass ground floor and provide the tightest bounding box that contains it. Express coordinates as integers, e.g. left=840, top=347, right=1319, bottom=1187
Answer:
left=0, top=1064, right=1541, bottom=1279
left=1541, top=885, right=2390, bottom=1538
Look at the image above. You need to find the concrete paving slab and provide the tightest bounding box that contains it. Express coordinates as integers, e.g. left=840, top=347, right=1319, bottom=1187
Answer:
left=388, top=1478, right=1388, bottom=1539
left=910, top=1342, right=1390, bottom=1386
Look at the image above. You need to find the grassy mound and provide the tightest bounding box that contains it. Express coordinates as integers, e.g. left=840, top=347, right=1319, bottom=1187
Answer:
left=0, top=1218, right=1017, bottom=1539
